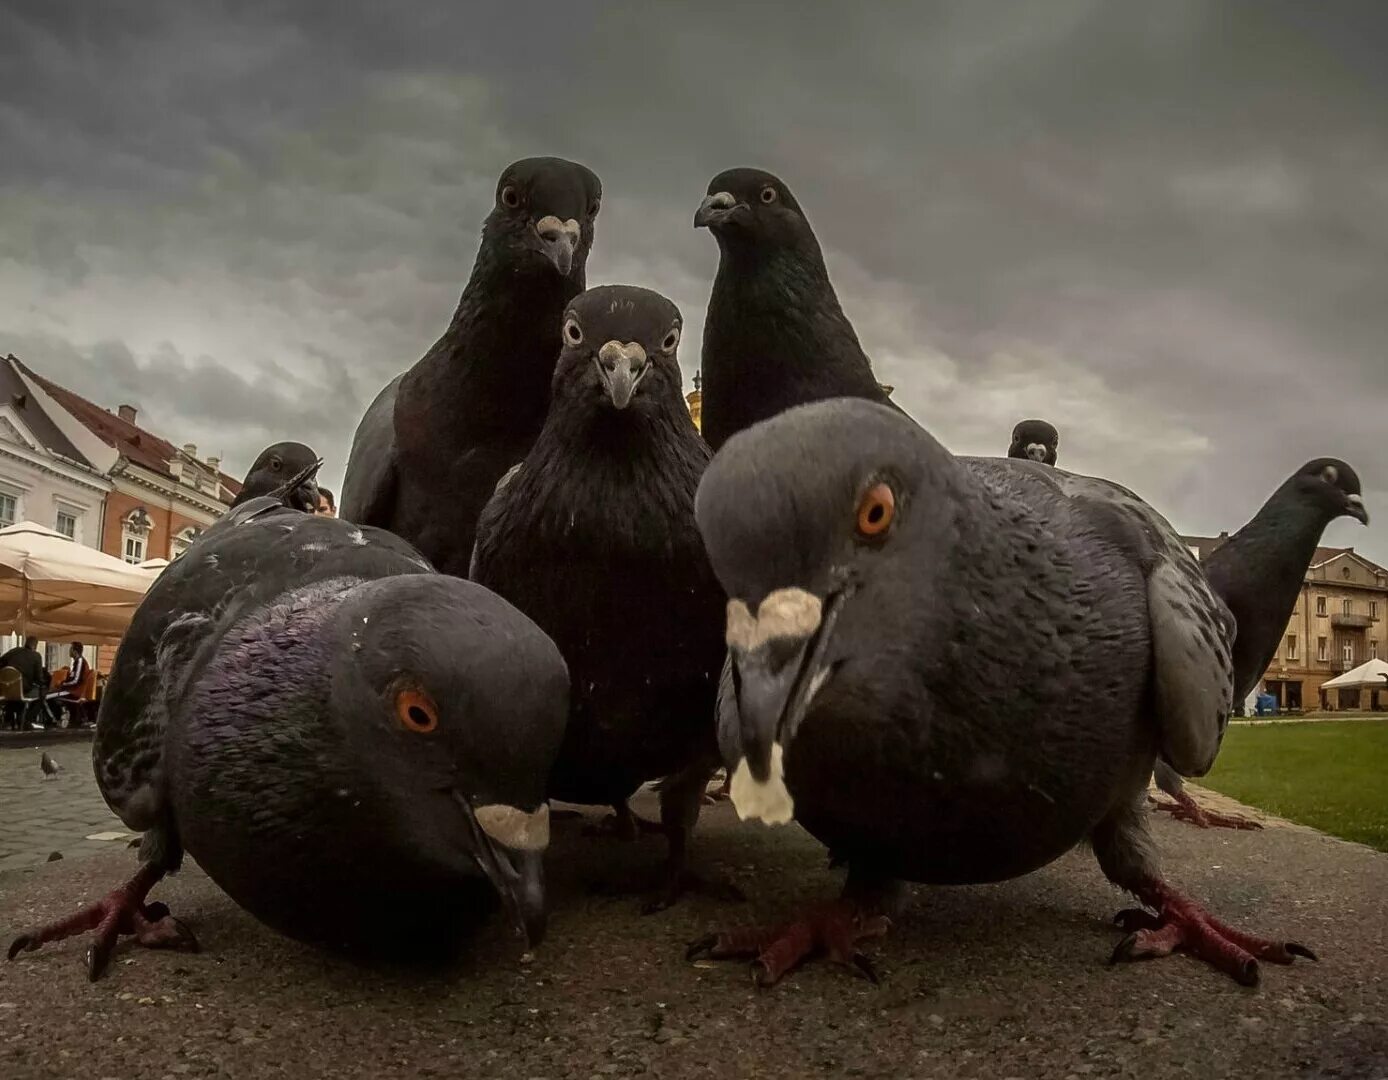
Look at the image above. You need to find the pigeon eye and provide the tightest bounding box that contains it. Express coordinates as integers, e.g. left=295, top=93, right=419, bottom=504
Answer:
left=1321, top=465, right=1339, bottom=485
left=661, top=326, right=681, bottom=353
left=855, top=483, right=896, bottom=539
left=270, top=458, right=282, bottom=472
left=588, top=197, right=601, bottom=217
left=500, top=185, right=521, bottom=209
left=395, top=688, right=439, bottom=734
left=563, top=318, right=584, bottom=346
left=760, top=186, right=778, bottom=204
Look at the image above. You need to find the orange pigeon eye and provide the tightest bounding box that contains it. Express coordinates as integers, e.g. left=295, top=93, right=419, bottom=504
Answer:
left=856, top=483, right=896, bottom=538
left=395, top=687, right=439, bottom=733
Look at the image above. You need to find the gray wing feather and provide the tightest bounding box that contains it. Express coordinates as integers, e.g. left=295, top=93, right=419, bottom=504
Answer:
left=468, top=462, right=524, bottom=580
left=1042, top=465, right=1236, bottom=776
left=340, top=373, right=403, bottom=526
left=714, top=653, right=742, bottom=772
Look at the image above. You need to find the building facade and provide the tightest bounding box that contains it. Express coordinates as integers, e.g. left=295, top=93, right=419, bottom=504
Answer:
left=18, top=362, right=243, bottom=564
left=1185, top=533, right=1388, bottom=713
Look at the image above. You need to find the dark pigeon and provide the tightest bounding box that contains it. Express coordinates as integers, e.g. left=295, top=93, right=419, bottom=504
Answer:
left=340, top=158, right=602, bottom=575
left=470, top=286, right=731, bottom=912
left=229, top=442, right=321, bottom=513
left=1007, top=420, right=1059, bottom=466
left=40, top=751, right=61, bottom=778
left=8, top=480, right=569, bottom=980
left=694, top=167, right=905, bottom=453
left=1152, top=458, right=1369, bottom=829
left=689, top=399, right=1312, bottom=987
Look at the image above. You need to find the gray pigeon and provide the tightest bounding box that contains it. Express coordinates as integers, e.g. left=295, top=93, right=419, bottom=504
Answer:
left=1007, top=419, right=1059, bottom=465
left=339, top=157, right=601, bottom=575
left=1152, top=457, right=1368, bottom=829
left=40, top=751, right=61, bottom=778
left=8, top=471, right=568, bottom=980
left=688, top=400, right=1312, bottom=987
left=229, top=442, right=321, bottom=513
left=470, top=286, right=730, bottom=912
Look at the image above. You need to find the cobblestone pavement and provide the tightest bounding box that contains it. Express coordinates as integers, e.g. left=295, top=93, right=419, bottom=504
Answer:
left=0, top=740, right=130, bottom=874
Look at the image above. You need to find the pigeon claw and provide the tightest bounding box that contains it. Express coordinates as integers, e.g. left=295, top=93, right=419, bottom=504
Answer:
left=1110, top=878, right=1313, bottom=987
left=6, top=863, right=195, bottom=981
left=686, top=900, right=890, bottom=989
left=1152, top=791, right=1263, bottom=831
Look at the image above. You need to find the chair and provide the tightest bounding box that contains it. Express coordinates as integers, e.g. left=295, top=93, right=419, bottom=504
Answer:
left=0, top=665, right=39, bottom=731
left=50, top=664, right=98, bottom=728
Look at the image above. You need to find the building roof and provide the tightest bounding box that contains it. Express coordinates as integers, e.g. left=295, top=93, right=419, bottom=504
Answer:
left=0, top=356, right=97, bottom=469
left=1180, top=534, right=1388, bottom=580
left=14, top=358, right=242, bottom=501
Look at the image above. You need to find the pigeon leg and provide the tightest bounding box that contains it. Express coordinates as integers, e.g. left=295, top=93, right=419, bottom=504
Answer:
left=642, top=767, right=745, bottom=915
left=6, top=862, right=198, bottom=981
left=1110, top=876, right=1314, bottom=986
left=686, top=900, right=891, bottom=987
left=701, top=769, right=732, bottom=805
left=1152, top=790, right=1264, bottom=831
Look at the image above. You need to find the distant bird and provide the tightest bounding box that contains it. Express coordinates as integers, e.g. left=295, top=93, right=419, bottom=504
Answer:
left=1153, top=458, right=1369, bottom=829
left=341, top=157, right=602, bottom=576
left=40, top=752, right=61, bottom=778
left=229, top=442, right=321, bottom=513
left=694, top=167, right=903, bottom=453
left=8, top=470, right=568, bottom=980
left=470, top=286, right=730, bottom=912
left=1007, top=420, right=1059, bottom=466
left=689, top=400, right=1312, bottom=987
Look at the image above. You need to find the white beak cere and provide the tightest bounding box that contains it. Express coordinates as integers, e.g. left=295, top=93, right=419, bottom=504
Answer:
left=534, top=215, right=580, bottom=244
left=730, top=744, right=795, bottom=826
left=725, top=588, right=823, bottom=651
left=474, top=803, right=551, bottom=852
left=597, top=340, right=648, bottom=366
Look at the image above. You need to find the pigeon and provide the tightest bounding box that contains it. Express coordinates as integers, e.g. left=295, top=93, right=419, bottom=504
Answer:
left=1152, top=458, right=1369, bottom=829
left=40, top=751, right=62, bottom=778
left=340, top=157, right=602, bottom=576
left=694, top=168, right=903, bottom=453
left=8, top=464, right=569, bottom=980
left=1007, top=420, right=1059, bottom=465
left=470, top=286, right=731, bottom=912
left=688, top=399, right=1312, bottom=987
left=228, top=442, right=321, bottom=513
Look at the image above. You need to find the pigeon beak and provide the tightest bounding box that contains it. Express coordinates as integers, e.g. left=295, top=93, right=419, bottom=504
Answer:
left=455, top=796, right=550, bottom=949
left=595, top=341, right=649, bottom=410
left=694, top=191, right=743, bottom=229
left=1345, top=494, right=1370, bottom=525
left=534, top=215, right=580, bottom=277
left=1025, top=444, right=1047, bottom=462
left=725, top=587, right=847, bottom=783
left=296, top=477, right=321, bottom=515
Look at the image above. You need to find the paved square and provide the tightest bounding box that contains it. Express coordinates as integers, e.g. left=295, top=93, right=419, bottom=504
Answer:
left=0, top=741, right=130, bottom=873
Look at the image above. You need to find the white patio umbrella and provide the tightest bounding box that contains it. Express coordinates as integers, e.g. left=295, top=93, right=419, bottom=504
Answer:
left=1320, top=657, right=1388, bottom=690
left=0, top=521, right=157, bottom=645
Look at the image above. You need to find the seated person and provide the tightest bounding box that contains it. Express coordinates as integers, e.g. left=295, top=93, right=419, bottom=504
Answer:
left=46, top=642, right=92, bottom=727
left=0, top=635, right=47, bottom=730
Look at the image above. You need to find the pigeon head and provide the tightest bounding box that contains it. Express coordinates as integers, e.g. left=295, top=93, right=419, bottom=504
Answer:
left=694, top=168, right=818, bottom=253
left=328, top=575, right=569, bottom=947
left=1007, top=420, right=1059, bottom=466
left=553, top=285, right=684, bottom=413
left=235, top=442, right=321, bottom=512
left=695, top=399, right=956, bottom=818
left=486, top=157, right=601, bottom=281
left=1289, top=458, right=1369, bottom=525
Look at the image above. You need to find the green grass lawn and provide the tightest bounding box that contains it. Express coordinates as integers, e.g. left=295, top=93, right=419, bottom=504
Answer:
left=1198, top=719, right=1388, bottom=852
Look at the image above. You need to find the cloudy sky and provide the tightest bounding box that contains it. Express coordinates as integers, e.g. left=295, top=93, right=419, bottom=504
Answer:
left=2, top=1, right=1384, bottom=562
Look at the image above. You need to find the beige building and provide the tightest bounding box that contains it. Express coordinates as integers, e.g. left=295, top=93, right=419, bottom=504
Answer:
left=1185, top=536, right=1388, bottom=713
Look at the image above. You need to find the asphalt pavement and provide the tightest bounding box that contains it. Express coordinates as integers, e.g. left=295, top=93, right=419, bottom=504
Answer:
left=0, top=746, right=1385, bottom=1079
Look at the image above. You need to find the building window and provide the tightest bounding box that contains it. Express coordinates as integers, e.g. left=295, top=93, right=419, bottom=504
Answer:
left=1372, top=640, right=1379, bottom=660
left=1342, top=641, right=1354, bottom=668
left=1285, top=634, right=1298, bottom=661
left=123, top=535, right=145, bottom=564
left=55, top=510, right=77, bottom=538
left=170, top=526, right=202, bottom=560
left=1343, top=599, right=1353, bottom=616
left=1317, top=636, right=1328, bottom=662
left=1316, top=596, right=1327, bottom=617
left=1372, top=602, right=1379, bottom=620
left=120, top=506, right=153, bottom=565
left=0, top=492, right=15, bottom=528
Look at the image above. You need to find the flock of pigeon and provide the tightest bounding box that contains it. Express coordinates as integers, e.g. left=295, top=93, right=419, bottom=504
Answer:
left=8, top=157, right=1370, bottom=992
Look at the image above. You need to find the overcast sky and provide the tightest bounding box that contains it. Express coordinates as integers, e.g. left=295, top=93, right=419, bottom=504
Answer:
left=2, top=1, right=1384, bottom=563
